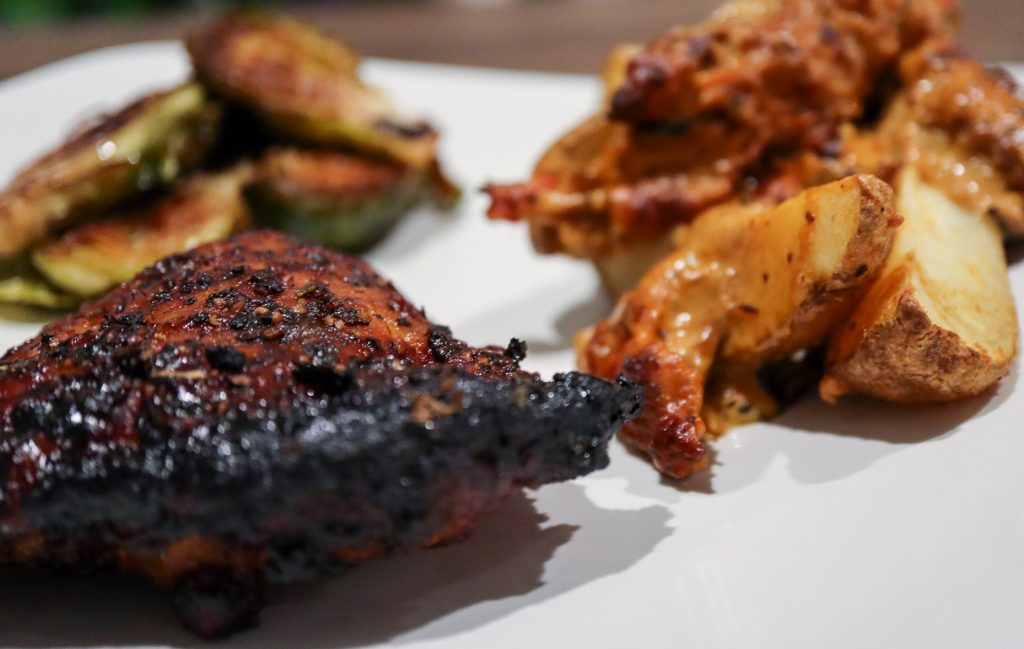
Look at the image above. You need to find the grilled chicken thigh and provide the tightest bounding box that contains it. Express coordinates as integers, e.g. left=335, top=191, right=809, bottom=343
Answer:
left=0, top=230, right=639, bottom=637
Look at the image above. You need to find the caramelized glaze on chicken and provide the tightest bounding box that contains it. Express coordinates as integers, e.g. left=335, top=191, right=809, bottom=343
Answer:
left=0, top=231, right=639, bottom=637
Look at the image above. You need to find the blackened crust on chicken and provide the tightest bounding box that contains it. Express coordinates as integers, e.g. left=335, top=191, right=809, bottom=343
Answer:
left=0, top=230, right=640, bottom=638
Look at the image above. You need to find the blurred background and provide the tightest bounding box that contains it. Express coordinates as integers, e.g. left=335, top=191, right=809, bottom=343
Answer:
left=1, top=0, right=1022, bottom=80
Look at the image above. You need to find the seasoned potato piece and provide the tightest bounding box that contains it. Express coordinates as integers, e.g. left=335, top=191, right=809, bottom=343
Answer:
left=188, top=12, right=439, bottom=169
left=0, top=83, right=222, bottom=260
left=246, top=148, right=438, bottom=252
left=31, top=167, right=251, bottom=298
left=579, top=175, right=899, bottom=478
left=821, top=169, right=1019, bottom=403
left=590, top=152, right=848, bottom=298
left=719, top=176, right=899, bottom=363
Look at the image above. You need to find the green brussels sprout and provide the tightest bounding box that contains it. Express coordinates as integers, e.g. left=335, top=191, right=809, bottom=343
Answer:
left=245, top=147, right=439, bottom=251
left=31, top=166, right=252, bottom=298
left=0, top=82, right=223, bottom=260
left=0, top=254, right=78, bottom=310
left=187, top=11, right=441, bottom=169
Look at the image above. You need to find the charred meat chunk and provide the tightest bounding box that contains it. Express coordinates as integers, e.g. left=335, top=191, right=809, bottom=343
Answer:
left=0, top=231, right=640, bottom=637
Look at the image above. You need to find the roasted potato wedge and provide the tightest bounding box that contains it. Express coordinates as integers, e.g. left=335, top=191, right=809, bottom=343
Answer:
left=579, top=175, right=899, bottom=478
left=821, top=168, right=1019, bottom=403
left=591, top=152, right=846, bottom=298
left=31, top=167, right=252, bottom=298
left=188, top=11, right=440, bottom=169
left=718, top=175, right=899, bottom=363
left=245, top=148, right=436, bottom=252
left=0, top=83, right=222, bottom=260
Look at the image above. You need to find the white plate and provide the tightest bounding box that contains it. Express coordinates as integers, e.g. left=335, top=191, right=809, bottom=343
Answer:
left=1, top=43, right=1023, bottom=649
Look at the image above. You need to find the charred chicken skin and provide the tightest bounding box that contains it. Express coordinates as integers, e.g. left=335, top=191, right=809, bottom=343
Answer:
left=0, top=231, right=640, bottom=638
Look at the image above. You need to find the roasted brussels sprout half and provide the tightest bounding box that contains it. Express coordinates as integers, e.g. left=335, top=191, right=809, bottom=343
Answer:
left=31, top=167, right=252, bottom=298
left=187, top=12, right=440, bottom=169
left=246, top=148, right=436, bottom=251
left=0, top=83, right=223, bottom=260
left=0, top=254, right=77, bottom=310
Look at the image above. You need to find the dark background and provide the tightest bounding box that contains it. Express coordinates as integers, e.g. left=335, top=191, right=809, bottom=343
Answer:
left=1, top=0, right=1022, bottom=80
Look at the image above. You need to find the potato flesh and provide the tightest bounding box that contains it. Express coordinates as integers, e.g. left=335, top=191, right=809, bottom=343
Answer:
left=902, top=176, right=1016, bottom=361
left=713, top=174, right=895, bottom=363
left=578, top=175, right=898, bottom=478
left=822, top=169, right=1019, bottom=402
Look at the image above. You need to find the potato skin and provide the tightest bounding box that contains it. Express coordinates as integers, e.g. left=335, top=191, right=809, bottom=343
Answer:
left=821, top=283, right=1014, bottom=404
left=821, top=170, right=1019, bottom=403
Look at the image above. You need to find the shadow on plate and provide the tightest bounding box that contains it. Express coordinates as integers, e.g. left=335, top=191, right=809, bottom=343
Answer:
left=1005, top=240, right=1024, bottom=266
left=619, top=357, right=1017, bottom=498
left=542, top=289, right=613, bottom=353
left=711, top=365, right=1014, bottom=491
left=0, top=485, right=671, bottom=649
left=454, top=287, right=612, bottom=358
